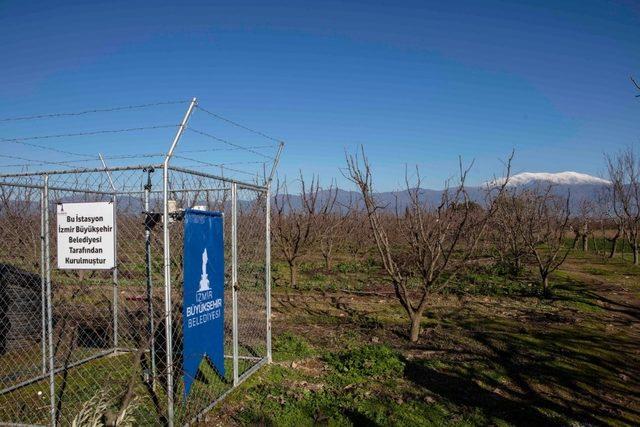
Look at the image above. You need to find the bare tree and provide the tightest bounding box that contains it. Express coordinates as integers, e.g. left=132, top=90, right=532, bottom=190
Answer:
left=506, top=187, right=572, bottom=295
left=342, top=199, right=373, bottom=264
left=607, top=220, right=625, bottom=259
left=570, top=199, right=593, bottom=252
left=345, top=148, right=511, bottom=342
left=272, top=173, right=330, bottom=288
left=316, top=183, right=340, bottom=270
left=595, top=188, right=624, bottom=258
left=606, top=147, right=640, bottom=265
left=492, top=194, right=528, bottom=274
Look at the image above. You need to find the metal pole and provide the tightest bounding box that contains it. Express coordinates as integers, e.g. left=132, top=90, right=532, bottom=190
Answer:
left=231, top=183, right=239, bottom=386
left=161, top=163, right=174, bottom=426
left=264, top=142, right=282, bottom=363
left=164, top=98, right=197, bottom=162
left=144, top=167, right=157, bottom=389
left=265, top=187, right=272, bottom=363
left=99, top=154, right=119, bottom=348
left=112, top=198, right=119, bottom=348
left=44, top=175, right=56, bottom=426
left=266, top=142, right=284, bottom=186
left=263, top=141, right=282, bottom=364
left=163, top=97, right=197, bottom=426
left=40, top=187, right=46, bottom=375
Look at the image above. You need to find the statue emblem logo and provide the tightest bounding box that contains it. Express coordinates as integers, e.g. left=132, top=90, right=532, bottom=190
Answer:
left=198, top=248, right=211, bottom=292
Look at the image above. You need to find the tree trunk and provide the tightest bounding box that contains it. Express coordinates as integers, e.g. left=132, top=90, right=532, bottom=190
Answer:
left=288, top=260, right=298, bottom=288
left=608, top=236, right=619, bottom=258
left=633, top=244, right=639, bottom=266
left=409, top=313, right=422, bottom=343
left=542, top=274, right=549, bottom=297
left=582, top=235, right=588, bottom=252
left=323, top=253, right=332, bottom=270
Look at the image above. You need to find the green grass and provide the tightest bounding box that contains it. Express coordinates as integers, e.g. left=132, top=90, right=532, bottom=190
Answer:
left=323, top=344, right=405, bottom=385
left=212, top=251, right=640, bottom=426
left=222, top=342, right=459, bottom=426
left=273, top=332, right=315, bottom=362
left=3, top=247, right=639, bottom=425
left=0, top=349, right=262, bottom=425
left=448, top=265, right=535, bottom=297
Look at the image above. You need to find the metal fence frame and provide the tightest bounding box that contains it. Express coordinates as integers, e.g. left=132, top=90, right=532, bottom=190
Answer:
left=0, top=98, right=282, bottom=426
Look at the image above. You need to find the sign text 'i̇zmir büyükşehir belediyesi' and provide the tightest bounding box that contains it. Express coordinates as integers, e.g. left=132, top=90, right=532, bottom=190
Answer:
left=56, top=202, right=115, bottom=269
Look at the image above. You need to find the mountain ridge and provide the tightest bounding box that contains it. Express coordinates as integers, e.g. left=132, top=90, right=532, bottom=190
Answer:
left=274, top=171, right=610, bottom=212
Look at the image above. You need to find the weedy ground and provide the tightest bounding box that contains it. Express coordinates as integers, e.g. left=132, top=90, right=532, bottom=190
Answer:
left=205, top=252, right=640, bottom=426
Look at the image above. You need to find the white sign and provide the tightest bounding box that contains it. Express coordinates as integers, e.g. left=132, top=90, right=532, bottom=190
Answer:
left=56, top=202, right=115, bottom=270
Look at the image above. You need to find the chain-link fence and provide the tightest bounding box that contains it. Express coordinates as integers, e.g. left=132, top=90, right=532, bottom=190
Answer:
left=0, top=162, right=273, bottom=426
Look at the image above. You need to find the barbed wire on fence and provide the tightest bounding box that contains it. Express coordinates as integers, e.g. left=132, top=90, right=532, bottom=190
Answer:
left=194, top=105, right=283, bottom=145
left=0, top=100, right=190, bottom=123
left=185, top=127, right=276, bottom=160
left=0, top=99, right=284, bottom=185
left=1, top=124, right=180, bottom=144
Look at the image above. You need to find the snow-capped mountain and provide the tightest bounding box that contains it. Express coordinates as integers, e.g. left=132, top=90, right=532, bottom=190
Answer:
left=479, top=171, right=610, bottom=209
left=276, top=172, right=610, bottom=213
left=486, top=171, right=610, bottom=187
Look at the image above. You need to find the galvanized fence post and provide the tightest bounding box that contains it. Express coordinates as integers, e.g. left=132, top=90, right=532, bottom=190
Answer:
left=265, top=186, right=272, bottom=363
left=163, top=97, right=197, bottom=427
left=162, top=162, right=175, bottom=426
left=231, top=183, right=239, bottom=386
left=264, top=143, right=282, bottom=365
left=162, top=164, right=173, bottom=427
left=99, top=154, right=119, bottom=349
left=40, top=187, right=47, bottom=376
left=44, top=175, right=56, bottom=427
left=111, top=198, right=119, bottom=349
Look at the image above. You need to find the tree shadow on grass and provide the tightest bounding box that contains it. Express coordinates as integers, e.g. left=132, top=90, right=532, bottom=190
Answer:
left=551, top=276, right=640, bottom=321
left=274, top=291, right=386, bottom=331
left=341, top=409, right=381, bottom=427
left=405, top=308, right=640, bottom=426
left=404, top=358, right=564, bottom=426
left=274, top=287, right=640, bottom=425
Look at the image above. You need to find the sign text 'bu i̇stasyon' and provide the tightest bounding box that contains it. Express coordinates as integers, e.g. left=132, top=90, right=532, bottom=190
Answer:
left=56, top=201, right=115, bottom=269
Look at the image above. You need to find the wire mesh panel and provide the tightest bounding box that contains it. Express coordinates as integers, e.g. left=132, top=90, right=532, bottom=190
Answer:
left=0, top=182, right=50, bottom=424
left=236, top=187, right=268, bottom=377
left=0, top=164, right=271, bottom=426
left=164, top=168, right=234, bottom=424
left=47, top=168, right=166, bottom=426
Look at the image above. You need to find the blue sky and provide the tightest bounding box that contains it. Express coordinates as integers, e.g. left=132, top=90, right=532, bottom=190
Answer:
left=0, top=0, right=638, bottom=190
